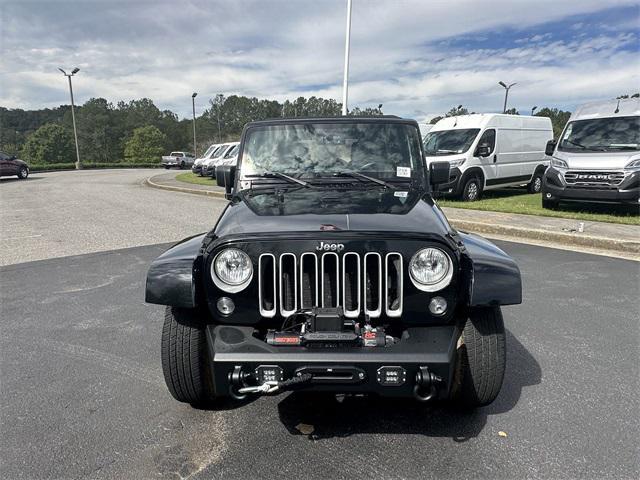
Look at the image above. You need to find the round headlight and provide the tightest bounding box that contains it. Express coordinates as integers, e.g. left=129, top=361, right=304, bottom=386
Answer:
left=212, top=248, right=253, bottom=291
left=409, top=248, right=453, bottom=292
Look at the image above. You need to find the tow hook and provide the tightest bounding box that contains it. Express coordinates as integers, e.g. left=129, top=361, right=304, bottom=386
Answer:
left=228, top=366, right=252, bottom=400
left=413, top=366, right=442, bottom=402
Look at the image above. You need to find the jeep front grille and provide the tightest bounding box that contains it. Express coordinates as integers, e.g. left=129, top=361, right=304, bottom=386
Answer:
left=563, top=170, right=625, bottom=189
left=258, top=252, right=403, bottom=319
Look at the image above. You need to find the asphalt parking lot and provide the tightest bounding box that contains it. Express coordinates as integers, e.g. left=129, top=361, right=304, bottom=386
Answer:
left=1, top=171, right=638, bottom=479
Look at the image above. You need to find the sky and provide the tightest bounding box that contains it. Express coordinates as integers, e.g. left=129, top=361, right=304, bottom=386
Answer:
left=1, top=0, right=639, bottom=123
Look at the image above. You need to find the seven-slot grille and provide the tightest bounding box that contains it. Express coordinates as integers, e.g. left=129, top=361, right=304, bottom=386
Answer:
left=258, top=252, right=403, bottom=319
left=563, top=170, right=625, bottom=189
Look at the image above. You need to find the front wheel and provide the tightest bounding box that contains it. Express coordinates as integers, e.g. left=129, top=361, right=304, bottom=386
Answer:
left=18, top=166, right=29, bottom=179
left=528, top=172, right=543, bottom=193
left=161, top=307, right=216, bottom=405
left=450, top=307, right=506, bottom=408
left=461, top=177, right=482, bottom=201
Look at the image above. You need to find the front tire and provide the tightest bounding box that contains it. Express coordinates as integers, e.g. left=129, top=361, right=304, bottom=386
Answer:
left=528, top=172, right=543, bottom=193
left=161, top=306, right=216, bottom=405
left=450, top=307, right=506, bottom=408
left=461, top=176, right=482, bottom=201
left=18, top=166, right=29, bottom=179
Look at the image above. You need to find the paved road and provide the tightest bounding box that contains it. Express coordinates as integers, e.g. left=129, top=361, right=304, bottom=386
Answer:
left=1, top=171, right=638, bottom=479
left=0, top=170, right=226, bottom=266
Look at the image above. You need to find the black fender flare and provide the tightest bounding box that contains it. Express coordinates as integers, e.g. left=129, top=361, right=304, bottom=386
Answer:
left=145, top=233, right=208, bottom=308
left=458, top=167, right=485, bottom=195
left=458, top=232, right=522, bottom=306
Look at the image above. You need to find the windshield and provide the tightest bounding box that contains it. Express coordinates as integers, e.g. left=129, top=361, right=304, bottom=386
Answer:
left=559, top=116, right=639, bottom=152
left=423, top=128, right=480, bottom=155
left=170, top=152, right=182, bottom=157
left=225, top=145, right=239, bottom=158
left=239, top=122, right=423, bottom=181
left=202, top=145, right=217, bottom=158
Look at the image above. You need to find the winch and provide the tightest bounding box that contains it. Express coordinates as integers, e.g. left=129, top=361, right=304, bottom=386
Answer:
left=265, top=307, right=390, bottom=348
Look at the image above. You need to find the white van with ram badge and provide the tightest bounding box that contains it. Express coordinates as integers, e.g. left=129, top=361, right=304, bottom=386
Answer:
left=424, top=114, right=553, bottom=201
left=542, top=97, right=639, bottom=208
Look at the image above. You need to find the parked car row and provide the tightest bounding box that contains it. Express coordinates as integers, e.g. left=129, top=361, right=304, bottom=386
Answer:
left=422, top=97, right=639, bottom=208
left=192, top=141, right=240, bottom=178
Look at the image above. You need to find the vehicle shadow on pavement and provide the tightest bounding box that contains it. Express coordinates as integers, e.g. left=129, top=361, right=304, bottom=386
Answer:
left=0, top=176, right=43, bottom=183
left=276, top=329, right=541, bottom=441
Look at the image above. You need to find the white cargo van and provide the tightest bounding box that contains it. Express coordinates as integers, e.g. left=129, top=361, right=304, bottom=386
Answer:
left=542, top=97, right=639, bottom=208
left=424, top=114, right=553, bottom=201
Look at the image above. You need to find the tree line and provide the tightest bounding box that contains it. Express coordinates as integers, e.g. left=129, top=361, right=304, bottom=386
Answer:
left=0, top=95, right=382, bottom=165
left=3, top=92, right=637, bottom=165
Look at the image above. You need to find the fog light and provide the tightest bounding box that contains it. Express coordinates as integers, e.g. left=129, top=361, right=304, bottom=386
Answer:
left=216, top=297, right=235, bottom=315
left=545, top=193, right=552, bottom=198
left=429, top=296, right=447, bottom=316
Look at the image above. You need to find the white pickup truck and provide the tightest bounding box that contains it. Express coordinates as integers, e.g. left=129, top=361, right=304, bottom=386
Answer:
left=161, top=151, right=195, bottom=169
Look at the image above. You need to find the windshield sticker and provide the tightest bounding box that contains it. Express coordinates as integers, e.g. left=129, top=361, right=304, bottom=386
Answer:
left=562, top=124, right=572, bottom=140
left=396, top=166, right=411, bottom=177
left=394, top=191, right=408, bottom=198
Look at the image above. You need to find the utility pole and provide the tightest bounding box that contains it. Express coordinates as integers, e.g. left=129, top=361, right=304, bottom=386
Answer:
left=498, top=81, right=517, bottom=113
left=191, top=92, right=198, bottom=157
left=59, top=67, right=81, bottom=169
left=341, top=0, right=352, bottom=116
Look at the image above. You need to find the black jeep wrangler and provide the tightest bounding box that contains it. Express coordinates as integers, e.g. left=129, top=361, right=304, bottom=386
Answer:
left=146, top=117, right=521, bottom=407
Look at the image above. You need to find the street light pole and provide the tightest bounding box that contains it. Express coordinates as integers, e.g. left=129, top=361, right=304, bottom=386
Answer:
left=531, top=106, right=538, bottom=116
left=191, top=92, right=198, bottom=157
left=59, top=67, right=81, bottom=169
left=498, top=81, right=516, bottom=113
left=341, top=0, right=352, bottom=116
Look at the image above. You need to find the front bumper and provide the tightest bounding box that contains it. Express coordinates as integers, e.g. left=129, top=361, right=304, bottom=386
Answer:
left=434, top=167, right=463, bottom=196
left=192, top=165, right=202, bottom=173
left=543, top=167, right=640, bottom=205
left=206, top=324, right=458, bottom=399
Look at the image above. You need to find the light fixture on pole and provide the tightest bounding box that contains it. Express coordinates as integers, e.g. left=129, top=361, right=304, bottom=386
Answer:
left=59, top=67, right=81, bottom=169
left=531, top=106, right=538, bottom=116
left=341, top=0, right=352, bottom=116
left=191, top=92, right=198, bottom=157
left=498, top=81, right=516, bottom=113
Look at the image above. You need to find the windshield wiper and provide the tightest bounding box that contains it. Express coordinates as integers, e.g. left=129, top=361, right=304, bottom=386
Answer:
left=245, top=172, right=311, bottom=187
left=565, top=140, right=606, bottom=151
left=333, top=170, right=396, bottom=189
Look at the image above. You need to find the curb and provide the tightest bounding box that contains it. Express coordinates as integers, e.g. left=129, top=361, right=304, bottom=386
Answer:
left=144, top=175, right=227, bottom=199
left=449, top=218, right=640, bottom=255
left=143, top=175, right=639, bottom=256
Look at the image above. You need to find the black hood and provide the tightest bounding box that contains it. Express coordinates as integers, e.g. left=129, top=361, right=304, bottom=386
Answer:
left=213, top=186, right=453, bottom=237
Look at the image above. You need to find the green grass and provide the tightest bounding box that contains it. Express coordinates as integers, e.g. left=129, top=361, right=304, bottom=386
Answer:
left=174, top=172, right=217, bottom=186
left=438, top=189, right=640, bottom=226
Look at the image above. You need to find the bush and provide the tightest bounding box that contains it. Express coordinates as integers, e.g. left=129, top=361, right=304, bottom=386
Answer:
left=21, top=123, right=75, bottom=164
left=124, top=125, right=166, bottom=163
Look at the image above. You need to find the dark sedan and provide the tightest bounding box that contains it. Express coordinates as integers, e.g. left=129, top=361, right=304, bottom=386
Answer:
left=0, top=152, right=29, bottom=179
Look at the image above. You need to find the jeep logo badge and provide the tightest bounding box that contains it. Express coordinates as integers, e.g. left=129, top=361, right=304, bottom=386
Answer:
left=316, top=241, right=345, bottom=252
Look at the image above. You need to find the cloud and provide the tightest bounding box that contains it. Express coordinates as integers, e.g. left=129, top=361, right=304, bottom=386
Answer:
left=0, top=0, right=638, bottom=122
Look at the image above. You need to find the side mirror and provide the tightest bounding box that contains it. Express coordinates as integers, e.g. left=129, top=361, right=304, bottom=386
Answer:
left=429, top=161, right=450, bottom=187
left=545, top=139, right=557, bottom=156
left=476, top=145, right=491, bottom=157
left=216, top=165, right=236, bottom=199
